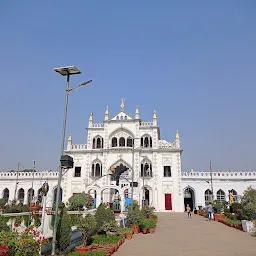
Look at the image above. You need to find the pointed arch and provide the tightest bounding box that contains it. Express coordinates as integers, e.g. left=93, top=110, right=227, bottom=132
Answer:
left=216, top=189, right=225, bottom=201
left=204, top=189, right=213, bottom=204
left=3, top=188, right=9, bottom=202
left=110, top=158, right=132, bottom=171
left=109, top=127, right=134, bottom=140
left=27, top=188, right=35, bottom=204
left=18, top=188, right=25, bottom=204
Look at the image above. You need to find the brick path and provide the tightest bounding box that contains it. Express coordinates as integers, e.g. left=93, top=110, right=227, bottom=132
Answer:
left=114, top=213, right=255, bottom=256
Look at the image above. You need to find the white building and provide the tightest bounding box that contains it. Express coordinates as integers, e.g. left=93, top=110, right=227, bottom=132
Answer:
left=1, top=101, right=256, bottom=212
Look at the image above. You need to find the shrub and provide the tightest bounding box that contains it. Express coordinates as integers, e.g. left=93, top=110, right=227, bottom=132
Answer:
left=242, top=186, right=256, bottom=205
left=243, top=203, right=256, bottom=220
left=0, top=198, right=7, bottom=208
left=0, top=216, right=9, bottom=232
left=126, top=202, right=143, bottom=226
left=34, top=215, right=41, bottom=228
left=57, top=207, right=72, bottom=253
left=141, top=205, right=154, bottom=218
left=68, top=192, right=94, bottom=211
left=95, top=204, right=115, bottom=231
left=77, top=214, right=97, bottom=247
left=102, top=220, right=117, bottom=234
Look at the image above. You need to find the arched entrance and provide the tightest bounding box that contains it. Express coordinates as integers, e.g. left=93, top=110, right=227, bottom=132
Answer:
left=89, top=189, right=97, bottom=208
left=184, top=187, right=195, bottom=211
left=144, top=188, right=150, bottom=206
left=101, top=187, right=121, bottom=213
left=110, top=163, right=129, bottom=186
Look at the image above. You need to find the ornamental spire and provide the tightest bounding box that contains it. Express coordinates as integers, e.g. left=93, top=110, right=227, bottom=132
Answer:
left=176, top=130, right=180, bottom=140
left=120, top=98, right=125, bottom=111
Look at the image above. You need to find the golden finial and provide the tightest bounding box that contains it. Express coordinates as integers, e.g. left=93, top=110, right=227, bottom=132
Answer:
left=68, top=134, right=72, bottom=142
left=176, top=130, right=180, bottom=140
left=120, top=98, right=125, bottom=110
left=105, top=106, right=109, bottom=115
left=153, top=110, right=157, bottom=119
left=135, top=105, right=139, bottom=114
left=89, top=112, right=93, bottom=121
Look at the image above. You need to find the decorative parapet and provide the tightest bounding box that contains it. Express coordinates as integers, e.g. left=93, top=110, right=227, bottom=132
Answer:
left=0, top=171, right=59, bottom=179
left=71, top=144, right=87, bottom=150
left=158, top=140, right=176, bottom=149
left=92, top=123, right=104, bottom=128
left=181, top=171, right=256, bottom=179
left=140, top=121, right=153, bottom=127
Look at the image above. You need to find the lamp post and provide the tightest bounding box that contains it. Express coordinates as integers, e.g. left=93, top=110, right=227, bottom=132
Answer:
left=51, top=66, right=92, bottom=255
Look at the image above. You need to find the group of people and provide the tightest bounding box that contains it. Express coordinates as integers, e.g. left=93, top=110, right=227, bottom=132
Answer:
left=186, top=203, right=214, bottom=220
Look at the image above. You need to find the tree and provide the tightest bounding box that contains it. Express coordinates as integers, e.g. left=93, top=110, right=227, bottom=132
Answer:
left=0, top=216, right=9, bottom=232
left=77, top=214, right=96, bottom=247
left=68, top=192, right=94, bottom=211
left=94, top=203, right=115, bottom=232
left=242, top=186, right=256, bottom=205
left=56, top=208, right=72, bottom=253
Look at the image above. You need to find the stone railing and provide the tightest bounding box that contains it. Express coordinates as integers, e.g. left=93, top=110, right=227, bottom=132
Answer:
left=71, top=144, right=87, bottom=150
left=92, top=123, right=104, bottom=128
left=0, top=171, right=59, bottom=179
left=182, top=171, right=256, bottom=179
left=158, top=140, right=176, bottom=149
left=140, top=121, right=153, bottom=127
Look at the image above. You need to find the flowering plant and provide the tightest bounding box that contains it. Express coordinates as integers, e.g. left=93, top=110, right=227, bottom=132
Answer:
left=0, top=225, right=48, bottom=256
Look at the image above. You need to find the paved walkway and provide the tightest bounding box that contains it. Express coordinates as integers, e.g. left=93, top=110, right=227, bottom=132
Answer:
left=115, top=213, right=255, bottom=256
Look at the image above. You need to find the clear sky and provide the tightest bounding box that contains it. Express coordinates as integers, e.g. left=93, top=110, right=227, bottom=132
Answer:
left=1, top=1, right=255, bottom=172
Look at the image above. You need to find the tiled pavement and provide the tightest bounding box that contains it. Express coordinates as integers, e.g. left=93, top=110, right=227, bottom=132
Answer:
left=114, top=213, right=255, bottom=256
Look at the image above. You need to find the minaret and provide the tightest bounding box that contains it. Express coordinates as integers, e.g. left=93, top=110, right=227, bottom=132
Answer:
left=105, top=106, right=109, bottom=121
left=67, top=134, right=72, bottom=150
left=153, top=110, right=157, bottom=125
left=175, top=130, right=180, bottom=148
left=88, top=112, right=93, bottom=128
left=135, top=106, right=140, bottom=119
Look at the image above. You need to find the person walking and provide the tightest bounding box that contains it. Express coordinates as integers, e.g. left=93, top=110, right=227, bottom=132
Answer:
left=186, top=204, right=192, bottom=219
left=206, top=203, right=213, bottom=221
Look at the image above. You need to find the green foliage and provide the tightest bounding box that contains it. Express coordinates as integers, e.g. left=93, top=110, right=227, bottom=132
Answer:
left=92, top=235, right=121, bottom=245
left=23, top=215, right=31, bottom=227
left=117, top=227, right=132, bottom=233
left=242, top=186, right=256, bottom=205
left=77, top=214, right=97, bottom=247
left=225, top=218, right=242, bottom=225
left=213, top=200, right=226, bottom=214
left=0, top=229, right=41, bottom=256
left=243, top=203, right=256, bottom=220
left=14, top=216, right=22, bottom=227
left=70, top=214, right=82, bottom=226
left=69, top=251, right=106, bottom=256
left=102, top=220, right=117, bottom=233
left=57, top=207, right=72, bottom=253
left=68, top=192, right=94, bottom=211
left=34, top=215, right=41, bottom=228
left=126, top=202, right=143, bottom=226
left=0, top=198, right=7, bottom=208
left=140, top=218, right=156, bottom=229
left=141, top=205, right=154, bottom=218
left=0, top=216, right=9, bottom=232
left=95, top=204, right=115, bottom=231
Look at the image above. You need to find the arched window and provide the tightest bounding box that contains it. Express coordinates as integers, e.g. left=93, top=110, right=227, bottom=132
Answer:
left=144, top=137, right=149, bottom=147
left=141, top=137, right=144, bottom=147
left=141, top=161, right=152, bottom=177
left=27, top=188, right=35, bottom=205
left=95, top=163, right=102, bottom=177
left=18, top=188, right=25, bottom=204
left=124, top=116, right=127, bottom=120
left=37, top=188, right=43, bottom=203
left=204, top=189, right=213, bottom=204
left=216, top=189, right=225, bottom=201
left=120, top=116, right=123, bottom=120
left=119, top=137, right=125, bottom=147
left=92, top=138, right=96, bottom=149
left=91, top=162, right=102, bottom=177
left=112, top=137, right=117, bottom=147
left=230, top=189, right=238, bottom=202
left=3, top=188, right=9, bottom=202
left=127, top=137, right=133, bottom=147
left=96, top=137, right=102, bottom=148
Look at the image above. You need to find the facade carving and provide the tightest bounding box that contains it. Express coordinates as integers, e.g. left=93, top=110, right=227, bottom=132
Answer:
left=1, top=102, right=256, bottom=212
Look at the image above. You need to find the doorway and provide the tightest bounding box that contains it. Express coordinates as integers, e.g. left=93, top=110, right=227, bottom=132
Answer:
left=144, top=188, right=150, bottom=206
left=165, top=194, right=172, bottom=210
left=184, top=187, right=195, bottom=211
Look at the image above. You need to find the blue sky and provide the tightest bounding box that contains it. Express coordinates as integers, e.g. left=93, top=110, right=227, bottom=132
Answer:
left=0, top=1, right=255, bottom=172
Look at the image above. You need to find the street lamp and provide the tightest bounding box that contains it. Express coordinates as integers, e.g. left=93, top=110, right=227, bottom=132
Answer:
left=51, top=66, right=92, bottom=255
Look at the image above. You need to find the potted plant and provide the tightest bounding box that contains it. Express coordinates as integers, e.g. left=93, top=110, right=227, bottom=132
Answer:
left=127, top=202, right=142, bottom=234
left=117, top=227, right=131, bottom=237
left=213, top=200, right=225, bottom=221
left=76, top=214, right=97, bottom=253
left=103, top=220, right=118, bottom=236
left=141, top=218, right=150, bottom=234
left=148, top=219, right=156, bottom=233
left=141, top=205, right=155, bottom=219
